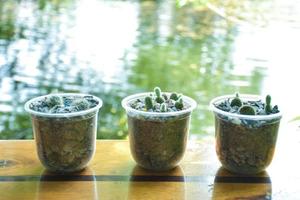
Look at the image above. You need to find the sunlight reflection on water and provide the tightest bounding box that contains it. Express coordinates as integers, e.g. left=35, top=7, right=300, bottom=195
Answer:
left=0, top=0, right=300, bottom=139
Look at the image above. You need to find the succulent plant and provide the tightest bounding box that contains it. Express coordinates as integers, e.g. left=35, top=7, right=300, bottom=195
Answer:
left=131, top=87, right=186, bottom=112
left=160, top=103, right=167, bottom=112
left=145, top=96, right=153, bottom=110
left=177, top=94, right=182, bottom=99
left=175, top=98, right=184, bottom=110
left=30, top=95, right=99, bottom=114
left=155, top=96, right=164, bottom=103
left=72, top=98, right=90, bottom=111
left=170, top=93, right=178, bottom=101
left=238, top=105, right=256, bottom=115
left=154, top=87, right=161, bottom=97
left=265, top=95, right=272, bottom=114
left=216, top=92, right=280, bottom=116
left=154, top=87, right=164, bottom=103
left=46, top=96, right=63, bottom=107
left=230, top=93, right=242, bottom=107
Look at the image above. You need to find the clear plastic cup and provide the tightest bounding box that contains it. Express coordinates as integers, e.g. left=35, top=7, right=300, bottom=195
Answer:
left=122, top=92, right=197, bottom=171
left=210, top=94, right=282, bottom=174
left=24, top=93, right=102, bottom=173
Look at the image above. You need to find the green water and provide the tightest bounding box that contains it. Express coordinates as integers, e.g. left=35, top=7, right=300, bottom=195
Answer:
left=0, top=0, right=299, bottom=139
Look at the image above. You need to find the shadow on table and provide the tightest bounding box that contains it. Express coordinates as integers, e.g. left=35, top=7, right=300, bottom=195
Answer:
left=127, top=165, right=186, bottom=200
left=35, top=167, right=99, bottom=200
left=212, top=167, right=272, bottom=200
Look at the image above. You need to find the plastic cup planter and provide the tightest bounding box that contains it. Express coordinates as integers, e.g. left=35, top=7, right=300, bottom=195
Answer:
left=210, top=94, right=282, bottom=174
left=122, top=88, right=197, bottom=171
left=24, top=93, right=102, bottom=173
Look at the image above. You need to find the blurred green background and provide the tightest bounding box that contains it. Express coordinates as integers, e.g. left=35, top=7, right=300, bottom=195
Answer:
left=0, top=0, right=299, bottom=139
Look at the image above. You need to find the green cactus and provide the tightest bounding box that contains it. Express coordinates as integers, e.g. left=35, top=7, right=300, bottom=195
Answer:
left=156, top=96, right=164, bottom=103
left=170, top=93, right=178, bottom=101
left=46, top=95, right=63, bottom=107
left=72, top=98, right=90, bottom=110
left=238, top=105, right=256, bottom=115
left=162, top=93, right=168, bottom=100
left=175, top=98, right=184, bottom=110
left=145, top=96, right=153, bottom=110
left=154, top=87, right=161, bottom=97
left=130, top=87, right=189, bottom=112
left=230, top=93, right=242, bottom=107
left=178, top=98, right=183, bottom=104
left=265, top=95, right=272, bottom=114
left=160, top=103, right=167, bottom=112
left=153, top=87, right=164, bottom=103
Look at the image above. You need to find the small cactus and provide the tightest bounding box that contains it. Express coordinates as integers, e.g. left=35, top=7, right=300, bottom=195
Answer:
left=154, top=87, right=164, bottom=103
left=162, top=93, right=168, bottom=100
left=215, top=92, right=280, bottom=116
left=154, top=87, right=161, bottom=97
left=131, top=87, right=188, bottom=112
left=170, top=93, right=178, bottom=101
left=72, top=98, right=90, bottom=110
left=175, top=98, right=184, bottom=110
left=238, top=105, right=256, bottom=115
left=178, top=97, right=183, bottom=104
left=265, top=95, right=272, bottom=114
left=160, top=103, right=167, bottom=112
left=46, top=96, right=63, bottom=107
left=156, top=96, right=164, bottom=103
left=230, top=93, right=242, bottom=107
left=145, top=96, right=153, bottom=110
left=272, top=105, right=279, bottom=113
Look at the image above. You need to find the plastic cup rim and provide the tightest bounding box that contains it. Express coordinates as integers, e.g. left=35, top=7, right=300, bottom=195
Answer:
left=209, top=94, right=282, bottom=120
left=121, top=92, right=197, bottom=117
left=24, top=93, right=103, bottom=118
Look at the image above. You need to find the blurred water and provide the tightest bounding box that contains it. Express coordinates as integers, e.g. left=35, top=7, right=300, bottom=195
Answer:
left=0, top=0, right=300, bottom=139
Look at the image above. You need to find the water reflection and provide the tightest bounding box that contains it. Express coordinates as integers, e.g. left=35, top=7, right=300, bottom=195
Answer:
left=36, top=168, right=99, bottom=200
left=0, top=0, right=298, bottom=139
left=127, top=165, right=186, bottom=200
left=212, top=167, right=272, bottom=199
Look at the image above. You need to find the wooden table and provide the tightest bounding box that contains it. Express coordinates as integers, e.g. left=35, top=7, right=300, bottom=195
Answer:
left=1, top=123, right=300, bottom=200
